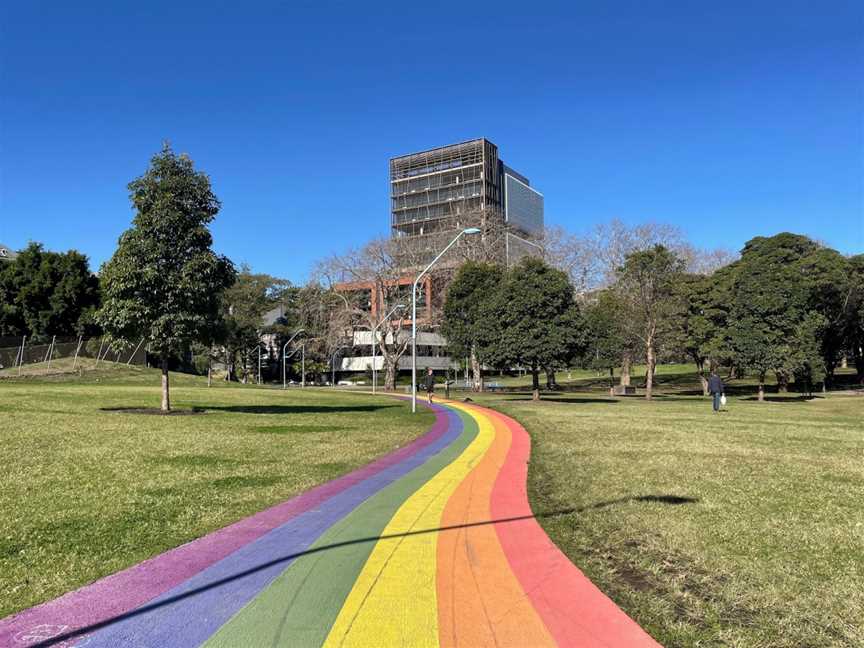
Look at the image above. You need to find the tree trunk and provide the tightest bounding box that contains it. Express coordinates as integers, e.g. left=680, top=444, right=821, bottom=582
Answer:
left=620, top=353, right=631, bottom=386
left=645, top=343, right=655, bottom=400
left=696, top=358, right=710, bottom=395
left=839, top=355, right=847, bottom=369
left=545, top=368, right=557, bottom=390
left=609, top=367, right=615, bottom=390
left=207, top=352, right=212, bottom=388
left=161, top=356, right=171, bottom=412
left=384, top=359, right=397, bottom=391
left=531, top=365, right=540, bottom=401
left=758, top=374, right=765, bottom=402
left=776, top=371, right=789, bottom=393
left=470, top=346, right=483, bottom=392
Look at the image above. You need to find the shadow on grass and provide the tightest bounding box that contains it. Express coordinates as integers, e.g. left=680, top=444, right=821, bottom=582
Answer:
left=248, top=424, right=350, bottom=434
left=739, top=395, right=824, bottom=403
left=205, top=404, right=400, bottom=415
left=36, top=493, right=698, bottom=647
left=100, top=407, right=205, bottom=416
left=507, top=396, right=619, bottom=404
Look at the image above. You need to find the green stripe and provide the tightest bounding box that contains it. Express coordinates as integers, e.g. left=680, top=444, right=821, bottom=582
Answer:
left=202, top=406, right=477, bottom=648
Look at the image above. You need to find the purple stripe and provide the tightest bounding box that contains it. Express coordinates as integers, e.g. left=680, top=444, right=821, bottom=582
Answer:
left=84, top=406, right=464, bottom=648
left=0, top=404, right=449, bottom=648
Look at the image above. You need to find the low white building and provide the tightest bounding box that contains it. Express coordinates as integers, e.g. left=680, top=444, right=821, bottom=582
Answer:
left=339, top=330, right=458, bottom=372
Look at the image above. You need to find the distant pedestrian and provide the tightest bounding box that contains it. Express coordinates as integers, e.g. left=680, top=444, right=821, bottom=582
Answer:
left=423, top=367, right=435, bottom=405
left=708, top=369, right=725, bottom=413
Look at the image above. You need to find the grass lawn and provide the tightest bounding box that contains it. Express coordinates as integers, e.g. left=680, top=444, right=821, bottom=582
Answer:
left=0, top=369, right=433, bottom=619
left=472, top=390, right=864, bottom=647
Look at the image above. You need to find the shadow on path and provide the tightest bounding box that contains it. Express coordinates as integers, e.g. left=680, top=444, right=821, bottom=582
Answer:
left=33, top=494, right=697, bottom=646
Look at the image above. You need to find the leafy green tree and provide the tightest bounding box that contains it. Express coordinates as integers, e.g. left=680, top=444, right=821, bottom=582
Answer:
left=581, top=289, right=628, bottom=389
left=221, top=267, right=290, bottom=382
left=0, top=243, right=101, bottom=341
left=679, top=268, right=739, bottom=394
left=725, top=233, right=830, bottom=400
left=798, top=248, right=857, bottom=389
left=614, top=245, right=687, bottom=400
left=441, top=261, right=504, bottom=391
left=97, top=144, right=235, bottom=411
left=479, top=257, right=584, bottom=401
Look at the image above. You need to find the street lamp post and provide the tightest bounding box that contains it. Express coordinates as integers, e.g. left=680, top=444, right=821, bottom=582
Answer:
left=281, top=329, right=305, bottom=389
left=372, top=303, right=406, bottom=395
left=301, top=342, right=305, bottom=388
left=412, top=227, right=481, bottom=413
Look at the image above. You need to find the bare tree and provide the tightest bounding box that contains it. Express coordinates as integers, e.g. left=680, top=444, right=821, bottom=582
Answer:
left=679, top=245, right=738, bottom=276
left=315, top=238, right=416, bottom=390
left=546, top=218, right=736, bottom=292
left=545, top=218, right=736, bottom=387
left=543, top=225, right=602, bottom=295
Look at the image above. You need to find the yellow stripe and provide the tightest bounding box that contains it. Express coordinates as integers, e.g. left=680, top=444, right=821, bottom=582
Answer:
left=322, top=404, right=495, bottom=648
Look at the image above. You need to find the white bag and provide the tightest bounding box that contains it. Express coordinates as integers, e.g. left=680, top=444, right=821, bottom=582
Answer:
left=720, top=394, right=727, bottom=406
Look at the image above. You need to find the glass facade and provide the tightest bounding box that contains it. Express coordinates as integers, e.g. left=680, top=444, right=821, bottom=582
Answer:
left=503, top=173, right=544, bottom=236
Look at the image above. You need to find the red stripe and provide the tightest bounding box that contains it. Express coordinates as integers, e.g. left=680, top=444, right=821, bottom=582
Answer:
left=485, top=407, right=661, bottom=648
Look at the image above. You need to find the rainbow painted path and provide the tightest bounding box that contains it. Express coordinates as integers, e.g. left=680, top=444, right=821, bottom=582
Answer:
left=0, top=399, right=659, bottom=648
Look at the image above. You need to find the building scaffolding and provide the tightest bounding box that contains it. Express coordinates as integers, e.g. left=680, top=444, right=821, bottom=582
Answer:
left=389, top=138, right=543, bottom=271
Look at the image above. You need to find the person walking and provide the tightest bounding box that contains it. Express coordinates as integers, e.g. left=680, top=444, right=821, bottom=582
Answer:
left=423, top=367, right=435, bottom=405
left=708, top=369, right=725, bottom=413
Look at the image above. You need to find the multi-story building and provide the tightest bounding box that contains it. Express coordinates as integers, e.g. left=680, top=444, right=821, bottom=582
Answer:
left=335, top=139, right=545, bottom=380
left=390, top=138, right=543, bottom=267
left=0, top=244, right=17, bottom=262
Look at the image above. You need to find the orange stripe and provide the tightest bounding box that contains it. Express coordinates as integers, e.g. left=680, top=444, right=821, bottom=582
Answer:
left=437, top=402, right=556, bottom=647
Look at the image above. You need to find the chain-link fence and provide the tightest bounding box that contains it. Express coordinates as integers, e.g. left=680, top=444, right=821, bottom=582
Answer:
left=0, top=335, right=147, bottom=377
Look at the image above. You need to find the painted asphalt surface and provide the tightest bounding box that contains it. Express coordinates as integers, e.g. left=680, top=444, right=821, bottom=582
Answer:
left=0, top=398, right=660, bottom=647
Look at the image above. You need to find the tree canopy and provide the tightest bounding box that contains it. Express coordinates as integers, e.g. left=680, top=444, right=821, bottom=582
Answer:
left=441, top=261, right=504, bottom=389
left=614, top=245, right=687, bottom=399
left=97, top=144, right=235, bottom=410
left=478, top=257, right=585, bottom=400
left=0, top=243, right=101, bottom=342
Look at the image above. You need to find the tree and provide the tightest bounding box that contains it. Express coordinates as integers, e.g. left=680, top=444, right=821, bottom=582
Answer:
left=679, top=269, right=737, bottom=394
left=0, top=243, right=101, bottom=341
left=581, top=289, right=628, bottom=389
left=441, top=261, right=504, bottom=391
left=724, top=233, right=832, bottom=400
left=316, top=238, right=418, bottom=391
left=614, top=245, right=687, bottom=400
left=97, top=144, right=235, bottom=411
left=544, top=219, right=735, bottom=386
left=222, top=267, right=290, bottom=382
left=479, top=257, right=585, bottom=401
left=797, top=248, right=856, bottom=389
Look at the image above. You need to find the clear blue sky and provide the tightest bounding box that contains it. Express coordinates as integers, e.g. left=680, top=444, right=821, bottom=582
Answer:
left=1, top=1, right=862, bottom=282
